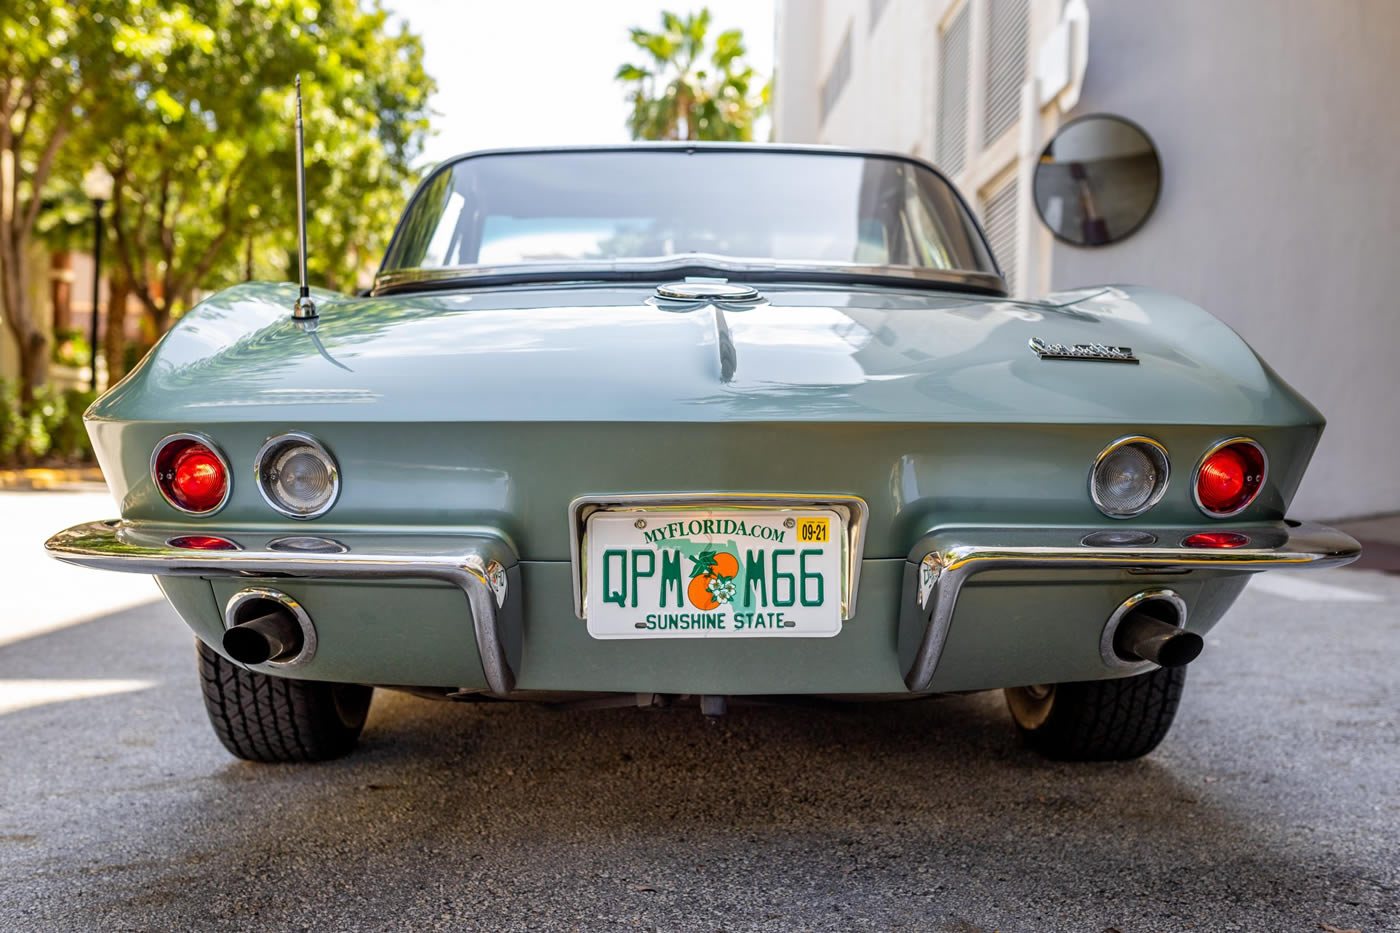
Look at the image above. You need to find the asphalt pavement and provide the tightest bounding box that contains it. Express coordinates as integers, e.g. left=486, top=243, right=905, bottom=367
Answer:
left=1, top=490, right=1397, bottom=932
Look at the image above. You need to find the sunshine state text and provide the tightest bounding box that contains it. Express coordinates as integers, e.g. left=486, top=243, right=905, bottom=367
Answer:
left=639, top=612, right=792, bottom=630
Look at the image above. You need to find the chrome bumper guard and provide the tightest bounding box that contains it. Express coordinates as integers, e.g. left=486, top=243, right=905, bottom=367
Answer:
left=903, top=521, right=1361, bottom=692
left=45, top=520, right=520, bottom=696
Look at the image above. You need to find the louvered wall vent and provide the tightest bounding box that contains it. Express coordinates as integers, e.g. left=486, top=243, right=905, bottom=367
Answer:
left=984, top=0, right=1030, bottom=146
left=935, top=7, right=970, bottom=176
left=982, top=177, right=1019, bottom=296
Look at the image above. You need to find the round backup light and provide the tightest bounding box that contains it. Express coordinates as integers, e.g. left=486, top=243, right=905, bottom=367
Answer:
left=152, top=435, right=230, bottom=514
left=255, top=433, right=340, bottom=519
left=1194, top=439, right=1266, bottom=517
left=1090, top=437, right=1170, bottom=518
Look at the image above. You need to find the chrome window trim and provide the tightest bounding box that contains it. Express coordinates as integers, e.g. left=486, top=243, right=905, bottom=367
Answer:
left=224, top=586, right=319, bottom=669
left=253, top=431, right=341, bottom=520
left=45, top=521, right=517, bottom=696
left=1088, top=435, right=1171, bottom=519
left=1097, top=588, right=1187, bottom=674
left=1192, top=436, right=1268, bottom=519
left=372, top=256, right=1008, bottom=298
left=567, top=493, right=870, bottom=621
left=150, top=432, right=233, bottom=517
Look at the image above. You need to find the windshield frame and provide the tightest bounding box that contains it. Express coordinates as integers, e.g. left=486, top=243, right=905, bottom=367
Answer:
left=372, top=144, right=1008, bottom=298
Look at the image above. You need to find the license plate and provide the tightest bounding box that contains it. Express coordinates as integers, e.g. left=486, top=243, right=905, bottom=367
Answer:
left=585, top=509, right=843, bottom=639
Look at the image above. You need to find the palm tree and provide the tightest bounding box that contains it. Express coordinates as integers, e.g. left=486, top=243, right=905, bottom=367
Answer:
left=616, top=9, right=770, bottom=142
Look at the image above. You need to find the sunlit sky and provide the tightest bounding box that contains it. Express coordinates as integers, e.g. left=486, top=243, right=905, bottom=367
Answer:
left=385, top=0, right=775, bottom=168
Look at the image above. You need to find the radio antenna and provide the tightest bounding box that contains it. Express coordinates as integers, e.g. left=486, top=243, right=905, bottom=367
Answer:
left=292, top=75, right=317, bottom=320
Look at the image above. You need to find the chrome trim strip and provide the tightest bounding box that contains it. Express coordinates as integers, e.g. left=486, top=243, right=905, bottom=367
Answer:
left=224, top=586, right=318, bottom=668
left=567, top=493, right=870, bottom=621
left=904, top=520, right=1361, bottom=692
left=372, top=255, right=1007, bottom=297
left=45, top=521, right=517, bottom=696
left=253, top=431, right=341, bottom=520
left=1089, top=435, right=1170, bottom=519
left=1192, top=436, right=1268, bottom=519
left=150, top=433, right=233, bottom=517
left=1098, top=589, right=1186, bottom=674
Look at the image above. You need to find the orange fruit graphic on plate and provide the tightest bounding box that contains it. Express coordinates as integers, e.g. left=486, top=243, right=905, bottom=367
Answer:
left=709, top=551, right=739, bottom=579
left=686, top=549, right=739, bottom=610
left=688, top=574, right=719, bottom=610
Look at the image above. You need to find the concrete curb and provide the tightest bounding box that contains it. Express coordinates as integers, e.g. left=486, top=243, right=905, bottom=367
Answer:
left=0, top=467, right=105, bottom=490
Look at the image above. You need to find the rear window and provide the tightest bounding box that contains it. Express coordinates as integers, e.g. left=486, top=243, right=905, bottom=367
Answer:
left=381, top=149, right=998, bottom=279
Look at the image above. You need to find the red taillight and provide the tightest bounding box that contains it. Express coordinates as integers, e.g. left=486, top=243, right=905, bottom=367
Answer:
left=172, top=447, right=225, bottom=509
left=1182, top=531, right=1250, bottom=549
left=154, top=437, right=229, bottom=514
left=168, top=535, right=239, bottom=551
left=1197, top=448, right=1246, bottom=508
left=1195, top=440, right=1266, bottom=516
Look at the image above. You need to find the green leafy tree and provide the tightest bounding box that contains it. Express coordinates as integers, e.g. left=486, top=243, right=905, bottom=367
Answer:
left=2, top=0, right=434, bottom=397
left=88, top=0, right=433, bottom=339
left=0, top=2, right=123, bottom=401
left=616, top=9, right=769, bottom=142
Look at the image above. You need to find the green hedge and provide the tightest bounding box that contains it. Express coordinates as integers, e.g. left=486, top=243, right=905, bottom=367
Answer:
left=0, top=381, right=97, bottom=466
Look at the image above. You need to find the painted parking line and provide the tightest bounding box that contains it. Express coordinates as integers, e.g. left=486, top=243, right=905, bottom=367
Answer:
left=1247, top=573, right=1384, bottom=603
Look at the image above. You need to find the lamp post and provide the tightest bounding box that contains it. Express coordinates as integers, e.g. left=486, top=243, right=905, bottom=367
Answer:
left=81, top=165, right=114, bottom=393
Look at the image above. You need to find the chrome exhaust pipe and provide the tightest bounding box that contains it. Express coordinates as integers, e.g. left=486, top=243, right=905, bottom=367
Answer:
left=1101, top=589, right=1202, bottom=670
left=223, top=609, right=303, bottom=664
left=222, top=588, right=317, bottom=667
left=1114, top=609, right=1203, bottom=667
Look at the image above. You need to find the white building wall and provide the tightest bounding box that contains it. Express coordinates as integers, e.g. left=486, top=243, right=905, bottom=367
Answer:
left=779, top=0, right=947, bottom=154
left=1047, top=0, right=1400, bottom=520
left=773, top=0, right=1400, bottom=520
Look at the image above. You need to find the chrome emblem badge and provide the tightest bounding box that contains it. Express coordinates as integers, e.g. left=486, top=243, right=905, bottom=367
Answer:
left=1029, top=336, right=1138, bottom=364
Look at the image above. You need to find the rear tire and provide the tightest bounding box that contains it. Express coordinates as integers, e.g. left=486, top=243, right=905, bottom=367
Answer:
left=1005, top=664, right=1186, bottom=761
left=196, top=639, right=373, bottom=763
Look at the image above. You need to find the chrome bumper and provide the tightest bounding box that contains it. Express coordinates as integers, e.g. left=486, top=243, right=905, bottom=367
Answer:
left=902, top=521, right=1361, bottom=692
left=48, top=519, right=1362, bottom=698
left=45, top=520, right=520, bottom=696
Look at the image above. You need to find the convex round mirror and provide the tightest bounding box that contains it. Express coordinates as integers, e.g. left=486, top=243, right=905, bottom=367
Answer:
left=1033, top=115, right=1161, bottom=247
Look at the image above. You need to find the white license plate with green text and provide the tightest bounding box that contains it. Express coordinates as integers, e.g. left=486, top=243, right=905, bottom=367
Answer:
left=585, top=509, right=843, bottom=639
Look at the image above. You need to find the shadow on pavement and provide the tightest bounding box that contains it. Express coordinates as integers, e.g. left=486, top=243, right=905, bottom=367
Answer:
left=0, top=598, right=1393, bottom=932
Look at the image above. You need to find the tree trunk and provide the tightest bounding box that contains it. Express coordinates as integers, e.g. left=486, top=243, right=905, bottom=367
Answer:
left=0, top=231, right=47, bottom=403
left=18, top=329, right=48, bottom=401
left=104, top=274, right=130, bottom=385
left=148, top=300, right=172, bottom=336
left=50, top=250, right=73, bottom=332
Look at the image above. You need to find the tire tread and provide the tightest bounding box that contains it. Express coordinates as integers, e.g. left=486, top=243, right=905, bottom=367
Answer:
left=196, top=639, right=370, bottom=763
left=1010, top=665, right=1186, bottom=761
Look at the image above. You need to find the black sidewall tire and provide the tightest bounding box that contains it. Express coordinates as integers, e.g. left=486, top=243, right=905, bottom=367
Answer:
left=197, top=639, right=373, bottom=763
left=1006, top=664, right=1187, bottom=761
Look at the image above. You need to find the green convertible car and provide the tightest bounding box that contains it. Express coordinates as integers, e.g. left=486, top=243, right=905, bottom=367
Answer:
left=47, top=144, right=1360, bottom=763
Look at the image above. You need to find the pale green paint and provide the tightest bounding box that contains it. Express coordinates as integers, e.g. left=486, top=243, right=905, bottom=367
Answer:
left=93, top=281, right=1321, bottom=428
left=170, top=560, right=1247, bottom=694
left=88, top=418, right=1319, bottom=561
left=89, top=277, right=1328, bottom=694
